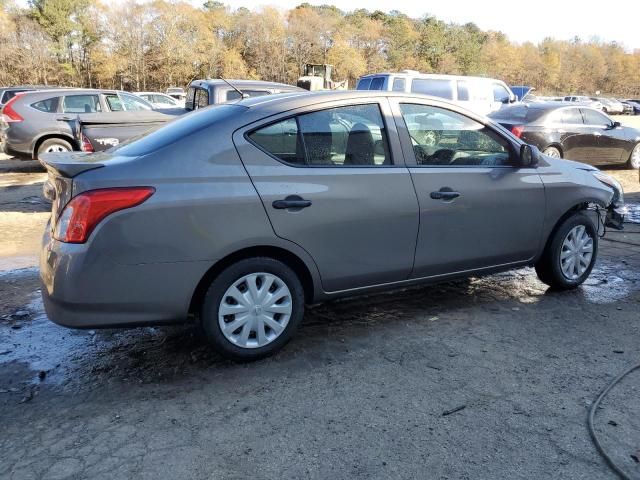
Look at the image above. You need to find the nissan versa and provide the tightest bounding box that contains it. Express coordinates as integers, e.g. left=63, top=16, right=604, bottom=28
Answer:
left=39, top=91, right=626, bottom=360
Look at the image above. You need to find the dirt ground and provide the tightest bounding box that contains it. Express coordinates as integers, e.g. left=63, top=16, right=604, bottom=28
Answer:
left=1, top=149, right=640, bottom=479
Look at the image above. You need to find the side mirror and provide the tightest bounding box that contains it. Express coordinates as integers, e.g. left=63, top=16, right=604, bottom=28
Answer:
left=613, top=121, right=621, bottom=128
left=520, top=144, right=539, bottom=168
left=509, top=93, right=517, bottom=103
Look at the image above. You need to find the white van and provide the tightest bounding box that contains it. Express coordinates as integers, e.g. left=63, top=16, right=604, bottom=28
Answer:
left=356, top=71, right=516, bottom=116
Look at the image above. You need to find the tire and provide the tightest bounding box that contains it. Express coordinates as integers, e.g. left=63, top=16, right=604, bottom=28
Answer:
left=200, top=257, right=305, bottom=361
left=627, top=143, right=640, bottom=170
left=542, top=146, right=562, bottom=158
left=37, top=138, right=73, bottom=158
left=535, top=212, right=598, bottom=290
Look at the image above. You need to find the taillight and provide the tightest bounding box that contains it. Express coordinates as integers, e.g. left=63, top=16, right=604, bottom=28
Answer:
left=80, top=133, right=94, bottom=152
left=1, top=95, right=24, bottom=123
left=53, top=187, right=155, bottom=243
left=511, top=125, right=524, bottom=138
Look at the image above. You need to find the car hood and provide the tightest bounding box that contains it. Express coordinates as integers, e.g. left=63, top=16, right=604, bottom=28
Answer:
left=543, top=155, right=599, bottom=173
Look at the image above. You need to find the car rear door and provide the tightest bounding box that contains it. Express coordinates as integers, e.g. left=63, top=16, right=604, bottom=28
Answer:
left=233, top=98, right=420, bottom=292
left=390, top=98, right=545, bottom=278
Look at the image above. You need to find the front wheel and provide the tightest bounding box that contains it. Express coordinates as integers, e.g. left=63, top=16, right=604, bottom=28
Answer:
left=200, top=257, right=305, bottom=361
left=628, top=143, right=640, bottom=169
left=535, top=212, right=598, bottom=290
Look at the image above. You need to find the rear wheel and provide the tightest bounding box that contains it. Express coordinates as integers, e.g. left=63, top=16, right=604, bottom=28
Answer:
left=628, top=143, right=640, bottom=169
left=542, top=146, right=562, bottom=158
left=535, top=212, right=598, bottom=290
left=37, top=138, right=72, bottom=158
left=200, top=257, right=305, bottom=361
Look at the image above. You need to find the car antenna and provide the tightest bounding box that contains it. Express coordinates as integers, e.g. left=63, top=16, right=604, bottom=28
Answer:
left=220, top=78, right=248, bottom=100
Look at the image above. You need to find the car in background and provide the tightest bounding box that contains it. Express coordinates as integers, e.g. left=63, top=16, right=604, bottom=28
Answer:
left=591, top=97, right=624, bottom=115
left=356, top=71, right=516, bottom=116
left=489, top=102, right=640, bottom=169
left=135, top=91, right=185, bottom=109
left=185, top=79, right=304, bottom=111
left=623, top=100, right=640, bottom=115
left=38, top=90, right=624, bottom=360
left=619, top=101, right=635, bottom=115
left=0, top=85, right=51, bottom=109
left=0, top=88, right=173, bottom=159
left=563, top=96, right=604, bottom=111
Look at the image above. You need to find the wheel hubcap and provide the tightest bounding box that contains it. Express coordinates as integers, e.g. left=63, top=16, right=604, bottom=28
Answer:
left=560, top=225, right=593, bottom=280
left=544, top=147, right=560, bottom=158
left=218, top=272, right=292, bottom=349
left=45, top=144, right=69, bottom=153
left=631, top=144, right=640, bottom=169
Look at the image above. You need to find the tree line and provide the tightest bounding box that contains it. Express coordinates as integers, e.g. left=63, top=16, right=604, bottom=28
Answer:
left=1, top=0, right=639, bottom=96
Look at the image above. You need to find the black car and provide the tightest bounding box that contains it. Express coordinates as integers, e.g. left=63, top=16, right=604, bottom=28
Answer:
left=489, top=103, right=640, bottom=169
left=186, top=79, right=305, bottom=111
left=623, top=100, right=640, bottom=115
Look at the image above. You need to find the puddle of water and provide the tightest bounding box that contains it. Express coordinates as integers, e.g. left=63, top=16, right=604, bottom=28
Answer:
left=0, top=255, right=38, bottom=273
left=581, top=262, right=640, bottom=304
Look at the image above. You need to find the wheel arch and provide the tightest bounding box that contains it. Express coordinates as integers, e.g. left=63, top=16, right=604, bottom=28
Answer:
left=32, top=133, right=78, bottom=159
left=540, top=200, right=604, bottom=257
left=188, top=245, right=316, bottom=315
left=543, top=143, right=563, bottom=157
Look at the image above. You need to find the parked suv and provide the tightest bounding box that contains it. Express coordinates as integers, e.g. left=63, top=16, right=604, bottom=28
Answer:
left=39, top=91, right=624, bottom=361
left=0, top=88, right=172, bottom=159
left=356, top=71, right=516, bottom=116
left=185, top=79, right=304, bottom=111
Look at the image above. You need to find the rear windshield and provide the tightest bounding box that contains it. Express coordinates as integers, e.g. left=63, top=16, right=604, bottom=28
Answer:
left=489, top=105, right=546, bottom=123
left=410, top=79, right=454, bottom=100
left=114, top=104, right=243, bottom=157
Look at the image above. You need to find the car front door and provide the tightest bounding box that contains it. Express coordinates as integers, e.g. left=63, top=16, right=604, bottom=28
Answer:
left=391, top=99, right=545, bottom=278
left=580, top=109, right=626, bottom=164
left=233, top=99, right=420, bottom=292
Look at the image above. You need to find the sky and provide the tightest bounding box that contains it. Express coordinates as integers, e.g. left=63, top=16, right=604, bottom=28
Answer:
left=221, top=0, right=640, bottom=50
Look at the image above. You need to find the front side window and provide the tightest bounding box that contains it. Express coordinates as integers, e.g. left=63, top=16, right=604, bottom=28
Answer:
left=492, top=83, right=511, bottom=103
left=226, top=89, right=271, bottom=101
left=105, top=94, right=123, bottom=111
left=356, top=78, right=372, bottom=90
left=582, top=109, right=611, bottom=127
left=400, top=103, right=513, bottom=167
left=410, top=79, right=454, bottom=100
left=62, top=95, right=101, bottom=113
left=31, top=97, right=59, bottom=113
left=194, top=88, right=209, bottom=109
left=120, top=93, right=152, bottom=111
left=249, top=103, right=391, bottom=167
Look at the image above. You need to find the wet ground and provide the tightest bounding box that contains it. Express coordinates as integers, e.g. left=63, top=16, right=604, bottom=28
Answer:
left=1, top=153, right=640, bottom=479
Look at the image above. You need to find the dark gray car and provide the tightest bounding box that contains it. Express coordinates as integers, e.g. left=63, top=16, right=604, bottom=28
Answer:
left=39, top=91, right=625, bottom=360
left=0, top=88, right=173, bottom=159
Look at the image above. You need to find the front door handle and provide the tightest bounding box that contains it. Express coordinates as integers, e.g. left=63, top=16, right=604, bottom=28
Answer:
left=272, top=195, right=312, bottom=210
left=430, top=190, right=460, bottom=201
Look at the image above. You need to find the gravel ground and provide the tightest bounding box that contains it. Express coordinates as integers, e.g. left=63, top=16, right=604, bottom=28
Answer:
left=0, top=151, right=639, bottom=479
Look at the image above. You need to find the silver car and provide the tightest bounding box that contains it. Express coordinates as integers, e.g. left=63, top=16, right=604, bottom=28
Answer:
left=39, top=91, right=625, bottom=360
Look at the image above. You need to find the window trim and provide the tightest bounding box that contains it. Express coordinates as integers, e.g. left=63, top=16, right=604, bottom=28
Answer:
left=396, top=101, right=519, bottom=169
left=244, top=102, right=398, bottom=169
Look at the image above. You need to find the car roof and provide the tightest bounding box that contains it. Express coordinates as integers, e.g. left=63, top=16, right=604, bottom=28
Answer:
left=358, top=72, right=505, bottom=83
left=189, top=79, right=303, bottom=90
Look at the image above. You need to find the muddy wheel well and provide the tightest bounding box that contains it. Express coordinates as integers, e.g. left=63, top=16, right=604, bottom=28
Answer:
left=188, top=246, right=315, bottom=315
left=32, top=134, right=78, bottom=159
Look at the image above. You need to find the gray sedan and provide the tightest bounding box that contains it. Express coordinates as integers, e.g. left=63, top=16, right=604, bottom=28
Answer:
left=39, top=91, right=625, bottom=360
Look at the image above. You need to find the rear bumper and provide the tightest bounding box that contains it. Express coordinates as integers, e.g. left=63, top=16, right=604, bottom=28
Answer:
left=40, top=228, right=211, bottom=329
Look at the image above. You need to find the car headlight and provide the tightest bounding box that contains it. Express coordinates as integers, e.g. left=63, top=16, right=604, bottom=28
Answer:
left=593, top=171, right=624, bottom=207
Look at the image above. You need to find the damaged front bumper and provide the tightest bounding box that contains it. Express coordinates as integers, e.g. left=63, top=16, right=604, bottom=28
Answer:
left=605, top=203, right=626, bottom=230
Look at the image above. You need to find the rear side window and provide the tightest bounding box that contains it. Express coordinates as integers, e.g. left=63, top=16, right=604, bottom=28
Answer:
left=457, top=81, right=470, bottom=101
left=249, top=103, right=391, bottom=167
left=356, top=78, right=372, bottom=90
left=392, top=78, right=406, bottom=92
left=411, top=79, right=454, bottom=100
left=31, top=97, right=59, bottom=113
left=558, top=108, right=583, bottom=124
left=226, top=89, right=271, bottom=101
left=62, top=95, right=101, bottom=113
left=369, top=77, right=385, bottom=90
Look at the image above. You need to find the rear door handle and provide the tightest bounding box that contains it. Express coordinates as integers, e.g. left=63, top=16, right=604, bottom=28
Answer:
left=430, top=190, right=460, bottom=200
left=272, top=195, right=312, bottom=210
